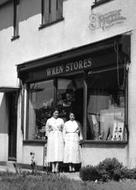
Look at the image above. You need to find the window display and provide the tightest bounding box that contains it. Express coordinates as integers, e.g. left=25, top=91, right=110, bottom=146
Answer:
left=26, top=66, right=127, bottom=142
left=86, top=68, right=127, bottom=141
left=27, top=80, right=54, bottom=140
left=27, top=77, right=83, bottom=140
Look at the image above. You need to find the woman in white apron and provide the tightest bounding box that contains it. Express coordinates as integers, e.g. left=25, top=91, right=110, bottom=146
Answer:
left=46, top=108, right=64, bottom=172
left=63, top=112, right=83, bottom=172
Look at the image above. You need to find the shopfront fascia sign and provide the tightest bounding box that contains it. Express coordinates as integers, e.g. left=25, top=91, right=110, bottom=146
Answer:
left=45, top=57, right=92, bottom=77
left=89, top=9, right=126, bottom=31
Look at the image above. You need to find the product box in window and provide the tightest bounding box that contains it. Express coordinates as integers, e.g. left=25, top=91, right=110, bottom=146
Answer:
left=100, top=107, right=124, bottom=141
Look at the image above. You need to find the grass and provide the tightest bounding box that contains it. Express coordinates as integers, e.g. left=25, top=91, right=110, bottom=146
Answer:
left=0, top=172, right=136, bottom=190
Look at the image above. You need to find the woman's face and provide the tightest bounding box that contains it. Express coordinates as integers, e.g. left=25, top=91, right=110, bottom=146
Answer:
left=69, top=113, right=75, bottom=121
left=53, top=110, right=59, bottom=119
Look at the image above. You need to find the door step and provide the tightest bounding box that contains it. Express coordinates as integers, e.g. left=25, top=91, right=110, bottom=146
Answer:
left=0, top=161, right=17, bottom=173
left=0, top=165, right=7, bottom=172
left=7, top=161, right=17, bottom=173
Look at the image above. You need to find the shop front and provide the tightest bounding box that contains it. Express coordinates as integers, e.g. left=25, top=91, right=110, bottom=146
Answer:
left=17, top=34, right=130, bottom=167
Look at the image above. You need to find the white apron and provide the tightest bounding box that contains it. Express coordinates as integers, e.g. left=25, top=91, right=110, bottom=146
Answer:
left=63, top=120, right=81, bottom=164
left=46, top=117, right=64, bottom=162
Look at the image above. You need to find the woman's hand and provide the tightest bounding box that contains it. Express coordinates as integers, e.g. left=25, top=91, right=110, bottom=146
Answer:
left=48, top=126, right=53, bottom=132
left=57, top=125, right=63, bottom=131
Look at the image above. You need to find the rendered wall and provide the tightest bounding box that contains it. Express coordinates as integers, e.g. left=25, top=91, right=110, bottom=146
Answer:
left=0, top=93, right=8, bottom=161
left=81, top=144, right=128, bottom=167
left=16, top=92, right=23, bottom=163
left=127, top=30, right=136, bottom=168
left=0, top=0, right=135, bottom=88
left=23, top=145, right=45, bottom=166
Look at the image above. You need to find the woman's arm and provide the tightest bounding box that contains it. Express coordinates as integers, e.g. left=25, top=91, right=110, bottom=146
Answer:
left=45, top=119, right=52, bottom=137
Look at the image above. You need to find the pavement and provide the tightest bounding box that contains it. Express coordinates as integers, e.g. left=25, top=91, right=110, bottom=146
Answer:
left=60, top=172, right=81, bottom=181
left=0, top=163, right=81, bottom=181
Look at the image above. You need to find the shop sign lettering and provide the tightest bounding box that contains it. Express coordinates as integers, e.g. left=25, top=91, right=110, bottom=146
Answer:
left=45, top=57, right=92, bottom=77
left=89, top=9, right=126, bottom=31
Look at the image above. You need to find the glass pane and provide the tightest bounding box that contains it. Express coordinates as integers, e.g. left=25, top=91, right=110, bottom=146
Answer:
left=27, top=80, right=54, bottom=140
left=57, top=78, right=83, bottom=125
left=95, top=0, right=110, bottom=3
left=87, top=68, right=127, bottom=141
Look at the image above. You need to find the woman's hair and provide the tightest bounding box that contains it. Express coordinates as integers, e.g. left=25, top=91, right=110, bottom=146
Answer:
left=69, top=112, right=75, bottom=117
left=51, top=107, right=59, bottom=115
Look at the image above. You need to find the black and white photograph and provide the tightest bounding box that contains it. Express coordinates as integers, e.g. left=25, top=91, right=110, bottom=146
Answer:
left=0, top=0, right=135, bottom=189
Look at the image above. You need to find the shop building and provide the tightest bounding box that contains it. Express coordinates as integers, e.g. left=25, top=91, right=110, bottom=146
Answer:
left=0, top=0, right=136, bottom=169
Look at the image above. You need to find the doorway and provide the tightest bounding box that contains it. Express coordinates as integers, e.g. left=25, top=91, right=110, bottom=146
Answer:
left=7, top=92, right=18, bottom=161
left=57, top=77, right=83, bottom=124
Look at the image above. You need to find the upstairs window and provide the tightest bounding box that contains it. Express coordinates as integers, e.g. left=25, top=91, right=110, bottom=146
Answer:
left=40, top=0, right=63, bottom=27
left=12, top=0, right=20, bottom=40
left=92, top=0, right=113, bottom=8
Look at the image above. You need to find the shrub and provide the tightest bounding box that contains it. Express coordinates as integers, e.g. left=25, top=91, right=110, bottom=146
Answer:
left=80, top=158, right=123, bottom=182
left=98, top=158, right=123, bottom=181
left=98, top=168, right=110, bottom=182
left=112, top=168, right=122, bottom=181
left=79, top=165, right=100, bottom=181
left=120, top=167, right=136, bottom=179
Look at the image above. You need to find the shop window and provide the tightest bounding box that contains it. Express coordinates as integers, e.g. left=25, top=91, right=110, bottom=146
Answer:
left=40, top=0, right=63, bottom=28
left=86, top=67, right=127, bottom=141
left=26, top=68, right=127, bottom=142
left=27, top=80, right=55, bottom=140
left=11, top=0, right=20, bottom=41
left=26, top=77, right=84, bottom=141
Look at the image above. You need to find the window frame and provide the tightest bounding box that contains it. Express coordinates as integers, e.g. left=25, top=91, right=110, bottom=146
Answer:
left=39, top=0, right=64, bottom=29
left=92, top=0, right=114, bottom=9
left=24, top=66, right=128, bottom=143
left=11, top=0, right=20, bottom=41
left=84, top=66, right=128, bottom=143
left=26, top=79, right=55, bottom=141
left=25, top=74, right=85, bottom=141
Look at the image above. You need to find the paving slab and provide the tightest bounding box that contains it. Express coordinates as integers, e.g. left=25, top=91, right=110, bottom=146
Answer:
left=60, top=172, right=81, bottom=181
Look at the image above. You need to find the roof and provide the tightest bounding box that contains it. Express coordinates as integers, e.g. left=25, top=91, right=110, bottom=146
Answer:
left=0, top=0, right=12, bottom=7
